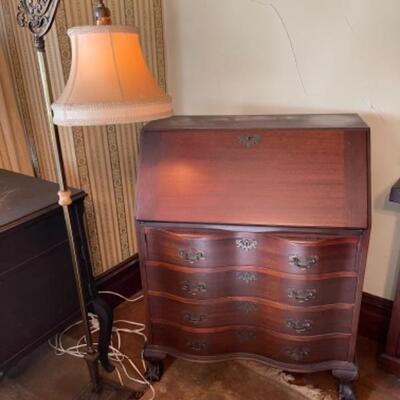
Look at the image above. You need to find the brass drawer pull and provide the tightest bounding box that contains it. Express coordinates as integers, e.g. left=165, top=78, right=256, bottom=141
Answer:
left=237, top=331, right=257, bottom=342
left=286, top=347, right=310, bottom=361
left=236, top=302, right=258, bottom=313
left=236, top=271, right=258, bottom=283
left=288, top=288, right=316, bottom=303
left=286, top=319, right=314, bottom=333
left=239, top=134, right=261, bottom=148
left=236, top=238, right=258, bottom=251
left=186, top=340, right=207, bottom=352
left=183, top=313, right=207, bottom=324
left=178, top=248, right=205, bottom=264
left=181, top=281, right=207, bottom=296
left=289, top=255, right=319, bottom=270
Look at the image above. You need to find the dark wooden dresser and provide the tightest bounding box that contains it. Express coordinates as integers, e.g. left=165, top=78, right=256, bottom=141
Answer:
left=0, top=169, right=83, bottom=378
left=135, top=114, right=371, bottom=400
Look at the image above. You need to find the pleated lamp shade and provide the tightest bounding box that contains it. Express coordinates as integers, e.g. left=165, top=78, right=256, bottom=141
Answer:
left=52, top=25, right=173, bottom=126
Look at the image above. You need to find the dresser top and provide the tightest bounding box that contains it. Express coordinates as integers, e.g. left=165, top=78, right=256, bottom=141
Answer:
left=137, top=115, right=370, bottom=229
left=144, top=114, right=368, bottom=131
left=0, top=169, right=83, bottom=231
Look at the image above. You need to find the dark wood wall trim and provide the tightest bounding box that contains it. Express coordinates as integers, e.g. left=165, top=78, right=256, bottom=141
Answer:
left=95, top=254, right=141, bottom=308
left=358, top=292, right=393, bottom=344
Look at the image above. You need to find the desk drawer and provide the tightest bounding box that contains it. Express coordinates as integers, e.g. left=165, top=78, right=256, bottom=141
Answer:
left=0, top=211, right=67, bottom=275
left=146, top=263, right=357, bottom=306
left=144, top=228, right=359, bottom=274
left=151, top=322, right=350, bottom=364
left=148, top=295, right=354, bottom=335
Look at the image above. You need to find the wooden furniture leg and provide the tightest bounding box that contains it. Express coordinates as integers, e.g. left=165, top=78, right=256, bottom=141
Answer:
left=332, top=364, right=358, bottom=400
left=144, top=347, right=165, bottom=382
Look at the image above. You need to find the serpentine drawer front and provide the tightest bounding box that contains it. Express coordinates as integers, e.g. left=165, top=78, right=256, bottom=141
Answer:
left=148, top=295, right=354, bottom=335
left=144, top=228, right=360, bottom=274
left=146, top=262, right=357, bottom=305
left=135, top=115, right=370, bottom=399
left=151, top=323, right=351, bottom=364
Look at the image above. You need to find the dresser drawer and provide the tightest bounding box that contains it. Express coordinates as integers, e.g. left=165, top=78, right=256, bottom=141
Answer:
left=0, top=241, right=79, bottom=365
left=149, top=295, right=354, bottom=335
left=146, top=263, right=358, bottom=306
left=151, top=323, right=350, bottom=364
left=0, top=212, right=67, bottom=275
left=144, top=228, right=359, bottom=274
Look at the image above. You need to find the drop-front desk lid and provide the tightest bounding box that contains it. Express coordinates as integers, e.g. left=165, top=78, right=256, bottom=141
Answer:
left=136, top=114, right=370, bottom=229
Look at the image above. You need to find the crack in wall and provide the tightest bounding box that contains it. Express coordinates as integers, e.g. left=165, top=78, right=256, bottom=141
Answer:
left=344, top=14, right=355, bottom=34
left=341, top=0, right=356, bottom=35
left=367, top=100, right=384, bottom=121
left=249, top=0, right=269, bottom=5
left=341, top=0, right=384, bottom=122
left=250, top=0, right=307, bottom=95
left=249, top=0, right=385, bottom=121
left=269, top=4, right=307, bottom=95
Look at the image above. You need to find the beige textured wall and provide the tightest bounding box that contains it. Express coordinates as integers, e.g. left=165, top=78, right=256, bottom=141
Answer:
left=0, top=0, right=166, bottom=274
left=163, top=0, right=400, bottom=300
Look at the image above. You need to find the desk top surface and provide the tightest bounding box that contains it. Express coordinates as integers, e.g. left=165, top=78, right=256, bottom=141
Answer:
left=144, top=114, right=369, bottom=131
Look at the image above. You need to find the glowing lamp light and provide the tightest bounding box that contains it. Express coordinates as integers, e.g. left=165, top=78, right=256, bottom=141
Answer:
left=52, top=25, right=172, bottom=126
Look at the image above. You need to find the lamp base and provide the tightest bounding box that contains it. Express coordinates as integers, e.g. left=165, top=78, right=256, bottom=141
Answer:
left=84, top=351, right=101, bottom=393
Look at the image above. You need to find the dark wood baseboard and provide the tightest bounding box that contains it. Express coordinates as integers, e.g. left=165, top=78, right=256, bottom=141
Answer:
left=379, top=353, right=400, bottom=377
left=359, top=292, right=393, bottom=345
left=95, top=254, right=141, bottom=308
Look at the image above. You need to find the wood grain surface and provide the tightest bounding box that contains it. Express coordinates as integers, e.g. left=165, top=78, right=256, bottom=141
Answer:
left=151, top=322, right=351, bottom=364
left=148, top=294, right=354, bottom=335
left=137, top=117, right=369, bottom=229
left=146, top=262, right=358, bottom=306
left=144, top=227, right=359, bottom=274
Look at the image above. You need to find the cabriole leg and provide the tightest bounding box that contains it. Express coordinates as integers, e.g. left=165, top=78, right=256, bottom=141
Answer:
left=338, top=382, right=356, bottom=400
left=332, top=363, right=358, bottom=400
left=143, top=347, right=165, bottom=382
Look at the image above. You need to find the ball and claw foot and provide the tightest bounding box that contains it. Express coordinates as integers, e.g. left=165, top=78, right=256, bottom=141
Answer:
left=339, top=382, right=356, bottom=400
left=144, top=360, right=164, bottom=382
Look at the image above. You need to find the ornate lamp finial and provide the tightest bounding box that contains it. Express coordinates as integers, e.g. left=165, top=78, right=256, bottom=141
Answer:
left=16, top=0, right=61, bottom=51
left=95, top=0, right=112, bottom=26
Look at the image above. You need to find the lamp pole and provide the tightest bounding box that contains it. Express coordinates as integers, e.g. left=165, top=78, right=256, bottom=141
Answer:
left=16, top=0, right=107, bottom=392
left=15, top=0, right=171, bottom=394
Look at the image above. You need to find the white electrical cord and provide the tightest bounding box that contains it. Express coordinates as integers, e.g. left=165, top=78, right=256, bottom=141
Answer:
left=48, top=292, right=155, bottom=400
left=98, top=291, right=144, bottom=303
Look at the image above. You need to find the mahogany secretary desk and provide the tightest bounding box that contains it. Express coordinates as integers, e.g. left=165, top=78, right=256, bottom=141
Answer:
left=135, top=114, right=370, bottom=400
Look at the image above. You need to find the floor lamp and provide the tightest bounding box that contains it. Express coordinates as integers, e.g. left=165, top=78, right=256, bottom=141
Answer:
left=16, top=0, right=173, bottom=393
